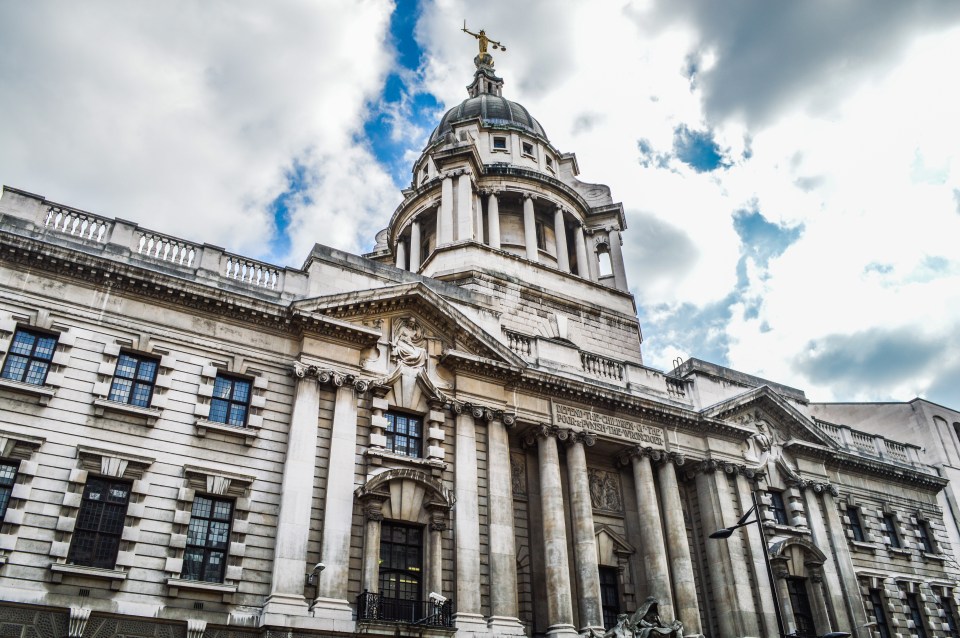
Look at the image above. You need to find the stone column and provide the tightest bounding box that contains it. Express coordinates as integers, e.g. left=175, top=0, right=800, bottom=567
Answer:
left=263, top=364, right=321, bottom=617
left=454, top=410, right=485, bottom=632
left=428, top=509, right=446, bottom=597
left=608, top=228, right=628, bottom=291
left=808, top=566, right=832, bottom=634
left=360, top=499, right=385, bottom=592
left=553, top=207, right=570, bottom=272
left=526, top=426, right=576, bottom=637
left=487, top=414, right=524, bottom=633
left=565, top=431, right=603, bottom=633
left=629, top=450, right=674, bottom=622
left=820, top=489, right=871, bottom=637
left=655, top=452, right=702, bottom=635
left=694, top=462, right=759, bottom=638
left=523, top=194, right=539, bottom=262
left=575, top=225, right=590, bottom=280
left=314, top=382, right=360, bottom=620
left=438, top=175, right=454, bottom=246
left=734, top=475, right=777, bottom=637
left=773, top=564, right=797, bottom=636
left=457, top=173, right=473, bottom=241
left=394, top=239, right=406, bottom=270
left=409, top=220, right=421, bottom=272
left=475, top=192, right=484, bottom=242
left=487, top=192, right=501, bottom=250
left=801, top=484, right=853, bottom=633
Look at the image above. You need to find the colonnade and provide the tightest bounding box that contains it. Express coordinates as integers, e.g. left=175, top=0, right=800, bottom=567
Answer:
left=394, top=171, right=628, bottom=289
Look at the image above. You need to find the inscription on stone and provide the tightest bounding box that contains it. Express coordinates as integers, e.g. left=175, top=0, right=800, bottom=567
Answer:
left=553, top=402, right=665, bottom=447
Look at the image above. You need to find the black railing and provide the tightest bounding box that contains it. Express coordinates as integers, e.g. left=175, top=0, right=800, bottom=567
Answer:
left=357, top=591, right=455, bottom=627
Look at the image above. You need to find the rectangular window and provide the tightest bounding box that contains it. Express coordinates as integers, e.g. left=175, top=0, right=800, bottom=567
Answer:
left=0, top=461, right=18, bottom=519
left=108, top=352, right=159, bottom=408
left=545, top=155, right=554, bottom=170
left=869, top=589, right=891, bottom=638
left=379, top=522, right=423, bottom=622
left=786, top=577, right=816, bottom=638
left=182, top=495, right=233, bottom=583
left=386, top=412, right=422, bottom=458
left=917, top=520, right=935, bottom=553
left=535, top=221, right=546, bottom=250
left=492, top=136, right=507, bottom=150
left=67, top=477, right=131, bottom=569
left=942, top=596, right=959, bottom=636
left=599, top=566, right=620, bottom=629
left=847, top=507, right=865, bottom=542
left=907, top=593, right=929, bottom=638
left=209, top=375, right=251, bottom=427
left=882, top=514, right=901, bottom=548
left=1, top=328, right=56, bottom=385
left=521, top=141, right=534, bottom=156
left=769, top=491, right=789, bottom=525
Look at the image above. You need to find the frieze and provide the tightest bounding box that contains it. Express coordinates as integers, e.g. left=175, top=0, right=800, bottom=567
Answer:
left=588, top=468, right=623, bottom=512
left=553, top=401, right=665, bottom=447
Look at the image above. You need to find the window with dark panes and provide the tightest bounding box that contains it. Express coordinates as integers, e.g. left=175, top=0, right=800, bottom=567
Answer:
left=492, top=136, right=507, bottom=150
left=1, top=329, right=56, bottom=385
left=209, top=375, right=251, bottom=427
left=386, top=412, right=422, bottom=458
left=67, top=477, right=131, bottom=569
left=882, top=514, right=901, bottom=548
left=869, top=589, right=891, bottom=638
left=535, top=221, right=546, bottom=250
left=0, top=461, right=18, bottom=519
left=182, top=495, right=233, bottom=583
left=917, top=519, right=935, bottom=553
left=942, top=596, right=959, bottom=636
left=907, top=593, right=929, bottom=638
left=786, top=577, right=816, bottom=638
left=769, top=491, right=789, bottom=525
left=108, top=353, right=159, bottom=408
left=599, top=566, right=620, bottom=629
left=521, top=141, right=534, bottom=156
left=379, top=522, right=423, bottom=622
left=846, top=507, right=865, bottom=542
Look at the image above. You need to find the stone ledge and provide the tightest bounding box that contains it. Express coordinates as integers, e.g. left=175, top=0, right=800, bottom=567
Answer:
left=93, top=398, right=162, bottom=425
left=850, top=540, right=879, bottom=554
left=0, top=377, right=56, bottom=405
left=166, top=577, right=238, bottom=603
left=195, top=418, right=258, bottom=445
left=50, top=562, right=127, bottom=589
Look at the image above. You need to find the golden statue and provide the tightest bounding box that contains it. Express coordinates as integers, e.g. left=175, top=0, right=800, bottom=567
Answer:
left=462, top=21, right=506, bottom=54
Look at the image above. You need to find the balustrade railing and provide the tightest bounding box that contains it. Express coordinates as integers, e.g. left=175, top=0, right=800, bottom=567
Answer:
left=222, top=254, right=281, bottom=290
left=135, top=231, right=198, bottom=268
left=849, top=430, right=876, bottom=452
left=815, top=420, right=842, bottom=444
left=356, top=592, right=454, bottom=627
left=885, top=440, right=909, bottom=463
left=43, top=206, right=111, bottom=243
left=581, top=352, right=625, bottom=382
left=503, top=329, right=531, bottom=357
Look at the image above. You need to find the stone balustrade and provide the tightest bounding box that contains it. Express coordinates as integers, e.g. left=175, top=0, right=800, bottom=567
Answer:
left=43, top=206, right=112, bottom=243
left=222, top=254, right=282, bottom=290
left=580, top=352, right=624, bottom=381
left=503, top=328, right=532, bottom=357
left=813, top=418, right=922, bottom=465
left=135, top=231, right=198, bottom=267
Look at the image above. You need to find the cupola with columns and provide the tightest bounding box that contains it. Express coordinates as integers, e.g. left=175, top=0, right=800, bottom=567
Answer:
left=372, top=35, right=631, bottom=296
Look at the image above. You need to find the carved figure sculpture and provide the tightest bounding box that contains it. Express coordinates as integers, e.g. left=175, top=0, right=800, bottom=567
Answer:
left=602, top=614, right=634, bottom=638
left=629, top=597, right=683, bottom=638
left=391, top=317, right=427, bottom=368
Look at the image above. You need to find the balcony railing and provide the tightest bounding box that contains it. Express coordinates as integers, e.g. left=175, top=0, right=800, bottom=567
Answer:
left=357, top=591, right=455, bottom=628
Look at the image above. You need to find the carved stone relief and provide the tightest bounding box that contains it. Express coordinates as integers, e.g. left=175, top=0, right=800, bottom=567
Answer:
left=391, top=317, right=428, bottom=369
left=589, top=468, right=622, bottom=512
left=510, top=453, right=527, bottom=498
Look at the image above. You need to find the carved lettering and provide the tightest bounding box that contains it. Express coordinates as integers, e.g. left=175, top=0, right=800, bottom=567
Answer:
left=553, top=402, right=665, bottom=447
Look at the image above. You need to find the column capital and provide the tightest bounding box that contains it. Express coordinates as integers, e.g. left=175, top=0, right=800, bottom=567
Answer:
left=685, top=458, right=751, bottom=478
left=292, top=362, right=375, bottom=393
left=521, top=424, right=561, bottom=447
left=430, top=520, right=448, bottom=532
left=564, top=429, right=596, bottom=447
left=522, top=192, right=537, bottom=201
left=788, top=477, right=838, bottom=496
left=647, top=448, right=685, bottom=467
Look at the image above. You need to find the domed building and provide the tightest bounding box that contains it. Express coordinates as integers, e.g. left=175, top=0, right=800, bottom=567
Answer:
left=0, top=32, right=956, bottom=638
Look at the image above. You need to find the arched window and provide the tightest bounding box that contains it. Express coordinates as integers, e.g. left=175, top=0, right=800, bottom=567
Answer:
left=598, top=248, right=613, bottom=278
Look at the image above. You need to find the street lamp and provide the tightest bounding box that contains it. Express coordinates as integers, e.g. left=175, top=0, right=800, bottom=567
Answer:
left=709, top=490, right=851, bottom=638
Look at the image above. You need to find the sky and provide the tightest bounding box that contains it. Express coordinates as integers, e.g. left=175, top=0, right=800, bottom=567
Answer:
left=2, top=0, right=960, bottom=408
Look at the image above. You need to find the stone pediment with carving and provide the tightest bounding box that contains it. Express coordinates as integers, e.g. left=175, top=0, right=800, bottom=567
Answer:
left=291, top=283, right=525, bottom=378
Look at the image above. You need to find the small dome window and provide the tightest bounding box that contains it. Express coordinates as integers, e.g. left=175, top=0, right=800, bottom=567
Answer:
left=492, top=136, right=508, bottom=151
left=545, top=155, right=554, bottom=171
left=521, top=141, right=534, bottom=157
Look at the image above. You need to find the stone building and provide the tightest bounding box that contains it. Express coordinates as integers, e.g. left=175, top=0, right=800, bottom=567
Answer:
left=0, top=45, right=957, bottom=638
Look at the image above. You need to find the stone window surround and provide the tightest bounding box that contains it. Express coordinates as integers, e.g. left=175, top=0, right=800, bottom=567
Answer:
left=491, top=134, right=509, bottom=153
left=0, top=314, right=76, bottom=405
left=912, top=513, right=941, bottom=557
left=367, top=396, right=446, bottom=472
left=840, top=497, right=879, bottom=551
left=164, top=464, right=255, bottom=603
left=876, top=505, right=909, bottom=555
left=899, top=581, right=935, bottom=637
left=0, top=430, right=45, bottom=565
left=92, top=341, right=175, bottom=425
left=50, top=445, right=155, bottom=589
left=194, top=363, right=268, bottom=445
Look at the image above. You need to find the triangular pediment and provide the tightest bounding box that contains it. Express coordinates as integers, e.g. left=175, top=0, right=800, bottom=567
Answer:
left=291, top=282, right=526, bottom=371
left=702, top=385, right=839, bottom=450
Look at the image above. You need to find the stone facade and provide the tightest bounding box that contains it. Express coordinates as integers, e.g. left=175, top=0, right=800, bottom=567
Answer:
left=0, top=49, right=957, bottom=638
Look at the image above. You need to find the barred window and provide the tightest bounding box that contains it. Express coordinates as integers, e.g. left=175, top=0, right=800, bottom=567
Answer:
left=108, top=353, right=159, bottom=408
left=209, top=375, right=251, bottom=427
left=769, top=491, right=789, bottom=525
left=67, top=477, right=131, bottom=569
left=386, top=412, right=422, bottom=458
left=1, top=329, right=56, bottom=385
left=0, top=462, right=18, bottom=519
left=182, top=495, right=233, bottom=583
left=599, top=566, right=620, bottom=629
left=882, top=514, right=901, bottom=549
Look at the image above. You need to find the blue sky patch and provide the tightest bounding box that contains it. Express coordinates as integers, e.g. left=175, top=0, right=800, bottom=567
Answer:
left=266, top=159, right=313, bottom=259
left=673, top=124, right=728, bottom=172
left=732, top=208, right=804, bottom=269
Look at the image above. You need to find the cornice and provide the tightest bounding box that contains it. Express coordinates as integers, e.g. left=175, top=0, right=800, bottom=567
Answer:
left=439, top=349, right=522, bottom=382
left=784, top=440, right=947, bottom=491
